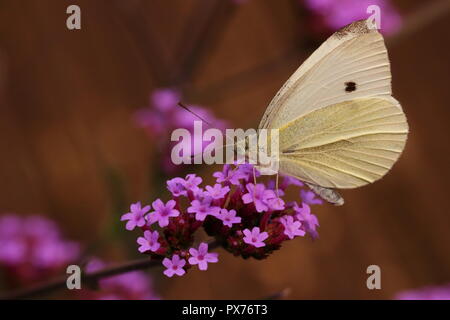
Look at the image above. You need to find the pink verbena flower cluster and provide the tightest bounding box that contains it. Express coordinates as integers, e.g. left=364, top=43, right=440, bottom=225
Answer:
left=121, top=164, right=322, bottom=277
left=301, top=0, right=402, bottom=35
left=0, top=214, right=80, bottom=283
left=133, top=88, right=228, bottom=174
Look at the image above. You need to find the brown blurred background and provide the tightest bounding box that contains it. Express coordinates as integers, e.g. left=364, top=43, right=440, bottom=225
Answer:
left=1, top=0, right=450, bottom=299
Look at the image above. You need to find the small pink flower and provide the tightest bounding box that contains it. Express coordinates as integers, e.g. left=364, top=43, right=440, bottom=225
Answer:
left=147, top=199, right=180, bottom=227
left=280, top=215, right=305, bottom=239
left=242, top=183, right=274, bottom=212
left=137, top=230, right=160, bottom=253
left=294, top=202, right=319, bottom=238
left=162, top=254, right=186, bottom=277
left=300, top=189, right=323, bottom=205
left=267, top=196, right=285, bottom=211
left=188, top=242, right=218, bottom=271
left=236, top=163, right=259, bottom=182
left=205, top=184, right=230, bottom=200
left=187, top=196, right=220, bottom=221
left=267, top=180, right=285, bottom=197
left=167, top=177, right=188, bottom=197
left=280, top=176, right=304, bottom=189
left=213, top=164, right=246, bottom=185
left=120, top=202, right=150, bottom=230
left=184, top=174, right=202, bottom=192
left=217, top=209, right=241, bottom=228
left=243, top=227, right=268, bottom=248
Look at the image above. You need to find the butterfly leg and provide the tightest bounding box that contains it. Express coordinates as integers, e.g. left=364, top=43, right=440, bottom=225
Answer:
left=304, top=182, right=345, bottom=206
left=275, top=172, right=279, bottom=197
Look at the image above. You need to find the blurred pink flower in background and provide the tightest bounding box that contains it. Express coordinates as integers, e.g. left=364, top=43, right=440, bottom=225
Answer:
left=84, top=259, right=159, bottom=300
left=133, top=88, right=228, bottom=174
left=134, top=88, right=182, bottom=136
left=0, top=214, right=160, bottom=299
left=0, top=214, right=79, bottom=283
left=395, top=284, right=450, bottom=300
left=302, top=0, right=402, bottom=35
left=232, top=0, right=249, bottom=4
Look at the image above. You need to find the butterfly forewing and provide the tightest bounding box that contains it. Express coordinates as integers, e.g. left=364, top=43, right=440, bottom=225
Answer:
left=257, top=19, right=408, bottom=191
left=259, top=19, right=394, bottom=131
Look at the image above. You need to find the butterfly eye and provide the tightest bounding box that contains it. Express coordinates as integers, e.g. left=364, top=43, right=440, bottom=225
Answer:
left=345, top=81, right=357, bottom=92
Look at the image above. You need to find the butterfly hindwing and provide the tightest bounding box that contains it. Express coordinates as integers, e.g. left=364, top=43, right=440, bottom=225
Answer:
left=278, top=97, right=408, bottom=189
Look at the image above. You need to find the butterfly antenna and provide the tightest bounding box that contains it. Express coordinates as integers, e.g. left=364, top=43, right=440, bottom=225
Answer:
left=177, top=102, right=213, bottom=127
left=177, top=101, right=215, bottom=161
left=177, top=102, right=238, bottom=165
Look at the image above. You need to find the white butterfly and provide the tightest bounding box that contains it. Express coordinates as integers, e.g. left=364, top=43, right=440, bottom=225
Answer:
left=256, top=19, right=409, bottom=205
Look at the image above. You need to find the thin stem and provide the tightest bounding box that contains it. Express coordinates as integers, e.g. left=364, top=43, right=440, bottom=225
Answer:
left=187, top=48, right=303, bottom=103
left=113, top=0, right=170, bottom=86
left=1, top=240, right=220, bottom=300
left=172, top=0, right=236, bottom=85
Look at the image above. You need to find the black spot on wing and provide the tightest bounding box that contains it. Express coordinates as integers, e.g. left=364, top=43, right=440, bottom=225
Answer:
left=345, top=81, right=357, bottom=92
